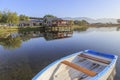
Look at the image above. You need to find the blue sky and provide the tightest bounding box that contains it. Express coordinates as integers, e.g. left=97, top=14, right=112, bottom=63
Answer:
left=0, top=0, right=120, bottom=19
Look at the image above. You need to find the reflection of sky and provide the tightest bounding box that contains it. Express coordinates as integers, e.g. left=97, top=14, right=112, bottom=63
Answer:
left=86, top=27, right=119, bottom=32
left=73, top=30, right=120, bottom=53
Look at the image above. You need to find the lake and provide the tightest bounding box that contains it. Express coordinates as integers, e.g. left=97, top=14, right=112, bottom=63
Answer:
left=0, top=27, right=120, bottom=80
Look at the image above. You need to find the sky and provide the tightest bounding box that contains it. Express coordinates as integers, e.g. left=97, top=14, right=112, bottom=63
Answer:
left=0, top=0, right=120, bottom=19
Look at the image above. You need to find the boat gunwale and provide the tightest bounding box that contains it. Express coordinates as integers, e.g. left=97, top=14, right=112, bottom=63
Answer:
left=32, top=50, right=118, bottom=80
left=32, top=51, right=82, bottom=80
left=84, top=50, right=115, bottom=59
left=89, top=55, right=118, bottom=80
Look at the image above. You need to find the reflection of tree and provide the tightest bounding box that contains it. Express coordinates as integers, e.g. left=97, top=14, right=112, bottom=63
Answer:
left=117, top=27, right=120, bottom=31
left=0, top=36, right=22, bottom=49
left=0, top=29, right=43, bottom=49
left=0, top=32, right=10, bottom=38
left=19, top=31, right=42, bottom=42
left=74, top=27, right=88, bottom=32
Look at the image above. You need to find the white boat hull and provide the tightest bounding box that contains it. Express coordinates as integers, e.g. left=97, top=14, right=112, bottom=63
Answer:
left=32, top=50, right=118, bottom=80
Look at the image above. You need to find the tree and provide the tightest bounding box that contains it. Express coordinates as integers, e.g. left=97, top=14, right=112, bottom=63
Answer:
left=7, top=11, right=19, bottom=25
left=0, top=10, right=19, bottom=25
left=0, top=12, right=2, bottom=22
left=43, top=14, right=57, bottom=18
left=1, top=10, right=8, bottom=23
left=68, top=20, right=74, bottom=26
left=19, top=14, right=29, bottom=21
left=81, top=20, right=89, bottom=25
left=74, top=20, right=89, bottom=26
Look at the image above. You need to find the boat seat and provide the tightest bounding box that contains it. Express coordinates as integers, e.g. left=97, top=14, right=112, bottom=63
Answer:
left=78, top=54, right=110, bottom=64
left=61, top=60, right=97, bottom=77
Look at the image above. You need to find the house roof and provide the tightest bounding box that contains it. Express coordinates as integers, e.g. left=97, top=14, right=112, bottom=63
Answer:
left=44, top=17, right=62, bottom=21
left=29, top=17, right=43, bottom=20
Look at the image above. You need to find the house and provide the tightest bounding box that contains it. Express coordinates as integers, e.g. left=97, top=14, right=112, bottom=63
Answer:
left=19, top=17, right=43, bottom=27
left=43, top=17, right=58, bottom=26
left=52, top=19, right=69, bottom=26
left=43, top=17, right=69, bottom=27
left=19, top=17, right=70, bottom=27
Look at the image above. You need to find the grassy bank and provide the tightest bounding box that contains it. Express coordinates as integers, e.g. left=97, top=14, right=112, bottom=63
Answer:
left=0, top=26, right=41, bottom=33
left=0, top=25, right=89, bottom=33
left=0, top=27, right=18, bottom=33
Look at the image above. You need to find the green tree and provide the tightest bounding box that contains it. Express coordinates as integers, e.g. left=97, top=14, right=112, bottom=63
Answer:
left=68, top=20, right=74, bottom=26
left=0, top=11, right=2, bottom=22
left=81, top=20, right=89, bottom=25
left=19, top=14, right=29, bottom=21
left=7, top=11, right=19, bottom=25
left=1, top=11, right=8, bottom=23
left=43, top=14, right=57, bottom=18
left=74, top=20, right=89, bottom=26
left=0, top=10, right=19, bottom=24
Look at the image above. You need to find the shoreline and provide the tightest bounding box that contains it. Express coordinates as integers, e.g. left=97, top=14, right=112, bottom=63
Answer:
left=0, top=25, right=120, bottom=33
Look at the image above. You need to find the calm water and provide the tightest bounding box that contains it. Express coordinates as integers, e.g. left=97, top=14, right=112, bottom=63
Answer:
left=0, top=27, right=120, bottom=80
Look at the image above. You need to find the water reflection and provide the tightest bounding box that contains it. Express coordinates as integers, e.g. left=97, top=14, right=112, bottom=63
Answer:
left=0, top=36, right=22, bottom=49
left=0, top=27, right=73, bottom=49
left=0, top=26, right=120, bottom=80
left=1, top=26, right=120, bottom=49
left=117, top=27, right=120, bottom=31
left=44, top=27, right=73, bottom=41
left=86, top=27, right=120, bottom=32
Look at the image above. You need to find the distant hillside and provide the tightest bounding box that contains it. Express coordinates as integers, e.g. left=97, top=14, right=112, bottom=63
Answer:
left=62, top=17, right=118, bottom=24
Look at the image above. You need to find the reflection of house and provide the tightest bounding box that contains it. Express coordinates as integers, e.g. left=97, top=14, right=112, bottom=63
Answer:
left=19, top=17, right=43, bottom=27
left=52, top=19, right=69, bottom=26
left=43, top=27, right=73, bottom=41
left=44, top=31, right=73, bottom=41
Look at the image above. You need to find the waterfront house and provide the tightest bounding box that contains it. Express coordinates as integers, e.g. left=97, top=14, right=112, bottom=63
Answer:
left=19, top=17, right=43, bottom=27
left=52, top=19, right=69, bottom=26
left=43, top=17, right=69, bottom=27
left=43, top=17, right=58, bottom=26
left=19, top=17, right=70, bottom=27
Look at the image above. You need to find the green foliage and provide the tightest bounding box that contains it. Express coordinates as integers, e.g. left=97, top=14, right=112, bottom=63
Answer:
left=74, top=20, right=89, bottom=26
left=68, top=20, right=74, bottom=26
left=19, top=14, right=29, bottom=21
left=43, top=14, right=57, bottom=18
left=0, top=11, right=8, bottom=23
left=0, top=10, right=30, bottom=25
left=7, top=11, right=19, bottom=24
left=0, top=11, right=2, bottom=21
left=0, top=10, right=19, bottom=24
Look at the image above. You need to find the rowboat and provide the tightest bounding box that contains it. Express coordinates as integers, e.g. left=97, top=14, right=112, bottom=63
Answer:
left=32, top=50, right=118, bottom=80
